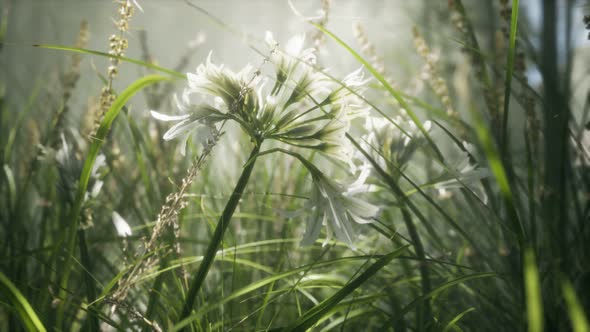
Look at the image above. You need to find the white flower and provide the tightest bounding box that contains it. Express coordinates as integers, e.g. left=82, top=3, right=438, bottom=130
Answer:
left=186, top=52, right=258, bottom=110
left=353, top=115, right=433, bottom=177
left=301, top=172, right=379, bottom=249
left=433, top=141, right=490, bottom=203
left=112, top=211, right=132, bottom=237
left=153, top=32, right=368, bottom=169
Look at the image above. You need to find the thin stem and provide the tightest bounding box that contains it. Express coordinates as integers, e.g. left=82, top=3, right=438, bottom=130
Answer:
left=178, top=140, right=263, bottom=327
left=78, top=230, right=99, bottom=332
left=500, top=0, right=519, bottom=156
left=401, top=209, right=432, bottom=330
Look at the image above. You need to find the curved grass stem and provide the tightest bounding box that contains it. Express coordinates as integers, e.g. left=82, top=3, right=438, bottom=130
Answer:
left=178, top=140, right=263, bottom=327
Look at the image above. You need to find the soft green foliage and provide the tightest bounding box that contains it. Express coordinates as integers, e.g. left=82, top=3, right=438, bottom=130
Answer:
left=0, top=272, right=47, bottom=332
left=1, top=1, right=589, bottom=331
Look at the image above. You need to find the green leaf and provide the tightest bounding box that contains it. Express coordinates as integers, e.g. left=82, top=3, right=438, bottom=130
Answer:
left=468, top=103, right=524, bottom=247
left=561, top=278, right=590, bottom=332
left=443, top=307, right=476, bottom=332
left=0, top=272, right=47, bottom=332
left=524, top=247, right=542, bottom=332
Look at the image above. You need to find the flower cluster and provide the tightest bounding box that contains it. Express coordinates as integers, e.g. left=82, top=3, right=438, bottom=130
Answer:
left=152, top=32, right=376, bottom=247
left=355, top=115, right=433, bottom=178
left=353, top=115, right=489, bottom=203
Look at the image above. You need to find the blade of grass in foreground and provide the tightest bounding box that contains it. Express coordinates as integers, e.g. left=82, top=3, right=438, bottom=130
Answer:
left=442, top=307, right=476, bottom=332
left=524, top=247, right=542, bottom=332
left=469, top=104, right=525, bottom=248
left=561, top=278, right=590, bottom=332
left=178, top=141, right=263, bottom=330
left=172, top=254, right=388, bottom=331
left=0, top=271, right=47, bottom=332
left=57, top=74, right=171, bottom=326
left=283, top=246, right=409, bottom=332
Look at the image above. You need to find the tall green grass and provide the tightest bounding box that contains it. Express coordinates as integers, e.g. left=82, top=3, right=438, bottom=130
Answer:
left=1, top=1, right=588, bottom=331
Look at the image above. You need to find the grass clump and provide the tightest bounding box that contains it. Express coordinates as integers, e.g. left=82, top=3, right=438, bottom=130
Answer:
left=1, top=0, right=589, bottom=331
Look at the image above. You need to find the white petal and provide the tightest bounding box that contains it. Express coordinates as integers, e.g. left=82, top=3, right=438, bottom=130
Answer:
left=92, top=154, right=106, bottom=177
left=177, top=131, right=191, bottom=156
left=344, top=196, right=379, bottom=221
left=285, top=34, right=305, bottom=57
left=163, top=119, right=199, bottom=140
left=90, top=180, right=104, bottom=198
left=301, top=207, right=323, bottom=246
left=326, top=195, right=355, bottom=247
left=112, top=211, right=132, bottom=237
left=150, top=110, right=190, bottom=122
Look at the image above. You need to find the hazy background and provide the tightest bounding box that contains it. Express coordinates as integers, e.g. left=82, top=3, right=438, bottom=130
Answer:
left=1, top=0, right=588, bottom=152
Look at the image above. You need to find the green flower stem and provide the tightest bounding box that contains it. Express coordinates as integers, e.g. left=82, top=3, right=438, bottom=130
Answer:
left=179, top=140, right=263, bottom=326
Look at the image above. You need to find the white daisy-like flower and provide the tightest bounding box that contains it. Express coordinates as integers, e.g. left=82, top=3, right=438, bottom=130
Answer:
left=301, top=172, right=379, bottom=249
left=112, top=211, right=132, bottom=237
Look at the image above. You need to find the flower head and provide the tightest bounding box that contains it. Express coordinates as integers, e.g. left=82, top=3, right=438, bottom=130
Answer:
left=301, top=170, right=379, bottom=249
left=353, top=115, right=432, bottom=178
left=153, top=32, right=369, bottom=167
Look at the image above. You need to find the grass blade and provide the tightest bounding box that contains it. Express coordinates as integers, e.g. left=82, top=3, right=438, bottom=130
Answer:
left=172, top=254, right=388, bottom=331
left=523, top=247, right=542, bottom=332
left=395, top=272, right=496, bottom=322
left=178, top=142, right=263, bottom=328
left=469, top=103, right=524, bottom=247
left=501, top=0, right=520, bottom=155
left=561, top=278, right=590, bottom=332
left=33, top=44, right=185, bottom=79
left=443, top=307, right=476, bottom=332
left=284, top=246, right=408, bottom=332
left=0, top=271, right=47, bottom=332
